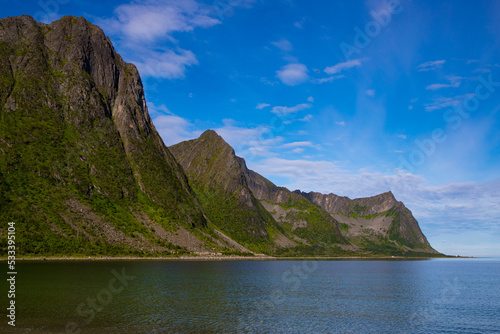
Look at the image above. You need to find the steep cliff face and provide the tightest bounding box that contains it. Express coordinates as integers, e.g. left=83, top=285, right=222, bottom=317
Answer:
left=302, top=191, right=438, bottom=253
left=0, top=15, right=217, bottom=256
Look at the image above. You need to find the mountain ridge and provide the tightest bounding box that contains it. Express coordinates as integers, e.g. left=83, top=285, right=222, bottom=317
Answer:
left=0, top=15, right=442, bottom=257
left=171, top=129, right=439, bottom=255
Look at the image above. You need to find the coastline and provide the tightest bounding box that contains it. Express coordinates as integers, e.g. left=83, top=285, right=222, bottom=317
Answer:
left=0, top=254, right=469, bottom=261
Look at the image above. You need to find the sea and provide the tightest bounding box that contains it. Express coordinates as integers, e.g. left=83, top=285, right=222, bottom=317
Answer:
left=1, top=257, right=499, bottom=333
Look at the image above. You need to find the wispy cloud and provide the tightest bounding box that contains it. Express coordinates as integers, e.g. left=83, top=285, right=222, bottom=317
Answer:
left=282, top=141, right=315, bottom=148
left=271, top=38, right=293, bottom=52
left=365, top=89, right=375, bottom=96
left=324, top=59, right=362, bottom=74
left=311, top=74, right=345, bottom=84
left=100, top=0, right=220, bottom=43
left=426, top=75, right=463, bottom=90
left=256, top=103, right=271, bottom=110
left=299, top=114, right=313, bottom=122
left=294, top=17, right=306, bottom=29
left=147, top=101, right=172, bottom=118
left=276, top=63, right=309, bottom=86
left=134, top=48, right=198, bottom=79
left=271, top=103, right=312, bottom=116
left=97, top=0, right=247, bottom=79
left=424, top=94, right=474, bottom=111
left=336, top=121, right=346, bottom=126
left=417, top=59, right=446, bottom=72
left=153, top=114, right=199, bottom=146
left=212, top=122, right=284, bottom=158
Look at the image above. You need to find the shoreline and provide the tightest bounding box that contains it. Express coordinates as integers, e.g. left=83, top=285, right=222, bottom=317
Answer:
left=0, top=254, right=473, bottom=261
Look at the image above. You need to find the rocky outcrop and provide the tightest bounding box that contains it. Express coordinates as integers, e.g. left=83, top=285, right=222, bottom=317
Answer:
left=301, top=191, right=438, bottom=253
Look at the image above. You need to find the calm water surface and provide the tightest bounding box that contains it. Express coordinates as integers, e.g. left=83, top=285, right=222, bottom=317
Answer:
left=1, top=258, right=499, bottom=333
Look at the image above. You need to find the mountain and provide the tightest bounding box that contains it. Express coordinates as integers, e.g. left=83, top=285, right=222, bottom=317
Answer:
left=301, top=191, right=439, bottom=254
left=170, top=130, right=349, bottom=255
left=170, top=130, right=439, bottom=256
left=0, top=15, right=441, bottom=257
left=0, top=15, right=242, bottom=257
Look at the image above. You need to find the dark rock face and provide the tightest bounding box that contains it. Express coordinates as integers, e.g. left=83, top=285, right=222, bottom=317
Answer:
left=0, top=15, right=209, bottom=256
left=302, top=191, right=400, bottom=216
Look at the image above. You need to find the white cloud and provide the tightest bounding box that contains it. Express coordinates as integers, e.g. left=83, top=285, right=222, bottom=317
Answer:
left=276, top=63, right=309, bottom=86
left=134, top=48, right=198, bottom=79
left=425, top=75, right=463, bottom=90
left=97, top=0, right=252, bottom=79
left=324, top=59, right=362, bottom=75
left=299, top=114, right=313, bottom=122
left=153, top=114, right=199, bottom=146
left=256, top=103, right=271, bottom=110
left=311, top=75, right=345, bottom=84
left=397, top=134, right=407, bottom=139
left=335, top=121, right=346, bottom=126
left=213, top=122, right=284, bottom=159
left=307, top=96, right=314, bottom=103
left=424, top=94, right=474, bottom=111
left=417, top=60, right=446, bottom=72
left=100, top=0, right=220, bottom=43
left=290, top=130, right=309, bottom=136
left=292, top=148, right=304, bottom=154
left=282, top=141, right=314, bottom=148
left=271, top=38, right=293, bottom=52
left=147, top=101, right=172, bottom=118
left=271, top=103, right=312, bottom=116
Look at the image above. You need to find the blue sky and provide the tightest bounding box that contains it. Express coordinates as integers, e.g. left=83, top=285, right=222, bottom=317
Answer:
left=3, top=0, right=500, bottom=256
